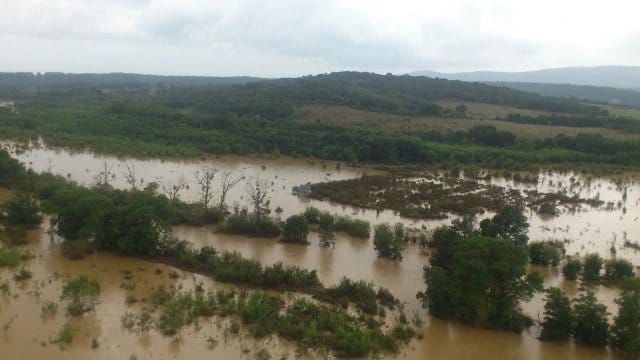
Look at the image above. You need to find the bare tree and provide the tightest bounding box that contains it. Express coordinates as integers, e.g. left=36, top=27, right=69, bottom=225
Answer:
left=94, top=158, right=114, bottom=189
left=195, top=163, right=218, bottom=209
left=163, top=175, right=188, bottom=202
left=245, top=176, right=272, bottom=220
left=218, top=172, right=243, bottom=211
left=123, top=163, right=139, bottom=191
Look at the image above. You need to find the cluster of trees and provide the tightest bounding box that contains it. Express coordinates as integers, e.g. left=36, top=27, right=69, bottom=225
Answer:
left=540, top=285, right=640, bottom=356
left=418, top=204, right=640, bottom=357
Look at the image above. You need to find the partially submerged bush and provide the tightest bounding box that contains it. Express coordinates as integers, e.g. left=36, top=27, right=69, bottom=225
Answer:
left=61, top=275, right=101, bottom=316
left=0, top=246, right=31, bottom=267
left=605, top=258, right=635, bottom=282
left=280, top=215, right=309, bottom=244
left=220, top=208, right=281, bottom=237
left=373, top=224, right=404, bottom=260
left=562, top=256, right=582, bottom=281
left=582, top=253, right=604, bottom=282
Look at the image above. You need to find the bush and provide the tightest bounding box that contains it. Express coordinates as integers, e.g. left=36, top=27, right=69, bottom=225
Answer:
left=0, top=192, right=42, bottom=227
left=582, top=253, right=604, bottom=282
left=605, top=258, right=635, bottom=282
left=373, top=224, right=403, bottom=260
left=528, top=241, right=562, bottom=266
left=281, top=215, right=309, bottom=244
left=562, top=257, right=582, bottom=281
left=61, top=275, right=101, bottom=316
left=173, top=201, right=226, bottom=225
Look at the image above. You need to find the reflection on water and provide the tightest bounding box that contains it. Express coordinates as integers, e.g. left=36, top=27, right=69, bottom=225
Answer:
left=1, top=140, right=636, bottom=359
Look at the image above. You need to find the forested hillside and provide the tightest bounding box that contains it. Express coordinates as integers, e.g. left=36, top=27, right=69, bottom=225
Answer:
left=1, top=72, right=639, bottom=169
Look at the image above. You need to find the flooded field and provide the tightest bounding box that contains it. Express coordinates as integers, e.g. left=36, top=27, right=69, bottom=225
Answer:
left=1, top=140, right=638, bottom=359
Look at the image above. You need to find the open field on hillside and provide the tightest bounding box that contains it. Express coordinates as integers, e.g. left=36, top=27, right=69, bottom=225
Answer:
left=297, top=105, right=640, bottom=141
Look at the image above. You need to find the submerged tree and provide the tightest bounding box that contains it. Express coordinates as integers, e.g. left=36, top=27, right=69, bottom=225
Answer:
left=612, top=285, right=640, bottom=357
left=163, top=175, right=188, bottom=202
left=195, top=163, right=218, bottom=210
left=582, top=253, right=604, bottom=282
left=539, top=287, right=574, bottom=342
left=123, top=163, right=140, bottom=191
left=245, top=176, right=272, bottom=220
left=422, top=235, right=542, bottom=332
left=218, top=172, right=242, bottom=211
left=572, top=291, right=610, bottom=348
left=479, top=205, right=529, bottom=246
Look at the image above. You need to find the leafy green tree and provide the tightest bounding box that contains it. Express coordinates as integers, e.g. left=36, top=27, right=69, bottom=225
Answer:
left=582, top=253, right=604, bottom=282
left=425, top=235, right=541, bottom=332
left=539, top=287, right=573, bottom=341
left=479, top=205, right=529, bottom=246
left=573, top=291, right=610, bottom=348
left=0, top=192, right=42, bottom=227
left=281, top=215, right=309, bottom=244
left=562, top=257, right=582, bottom=281
left=373, top=224, right=403, bottom=260
left=61, top=275, right=101, bottom=316
left=604, top=258, right=635, bottom=282
left=612, top=286, right=640, bottom=358
left=421, top=266, right=452, bottom=319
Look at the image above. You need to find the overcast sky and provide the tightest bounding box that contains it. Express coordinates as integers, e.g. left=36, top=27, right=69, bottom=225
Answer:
left=1, top=0, right=638, bottom=77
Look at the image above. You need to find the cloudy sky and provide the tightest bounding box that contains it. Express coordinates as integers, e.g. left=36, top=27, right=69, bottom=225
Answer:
left=1, top=0, right=638, bottom=77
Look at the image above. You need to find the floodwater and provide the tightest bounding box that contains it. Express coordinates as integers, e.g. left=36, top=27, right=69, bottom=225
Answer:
left=2, top=140, right=638, bottom=359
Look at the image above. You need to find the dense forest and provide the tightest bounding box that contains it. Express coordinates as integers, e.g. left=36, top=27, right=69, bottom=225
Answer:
left=0, top=72, right=639, bottom=169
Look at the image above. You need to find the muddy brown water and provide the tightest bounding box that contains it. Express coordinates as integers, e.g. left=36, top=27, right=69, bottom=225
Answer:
left=2, top=140, right=637, bottom=359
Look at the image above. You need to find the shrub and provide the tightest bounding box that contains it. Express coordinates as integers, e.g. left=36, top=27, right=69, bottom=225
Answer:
left=61, top=275, right=101, bottom=316
left=582, top=253, right=604, bottom=282
left=605, top=258, right=635, bottom=282
left=281, top=215, right=309, bottom=244
left=373, top=224, right=403, bottom=260
left=562, top=257, right=582, bottom=281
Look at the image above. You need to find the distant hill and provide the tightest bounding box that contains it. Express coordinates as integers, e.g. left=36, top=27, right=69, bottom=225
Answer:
left=492, top=82, right=640, bottom=108
left=411, top=66, right=640, bottom=90
left=0, top=72, right=263, bottom=98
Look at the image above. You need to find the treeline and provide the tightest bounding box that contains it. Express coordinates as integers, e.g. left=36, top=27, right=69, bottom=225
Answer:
left=504, top=113, right=640, bottom=133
